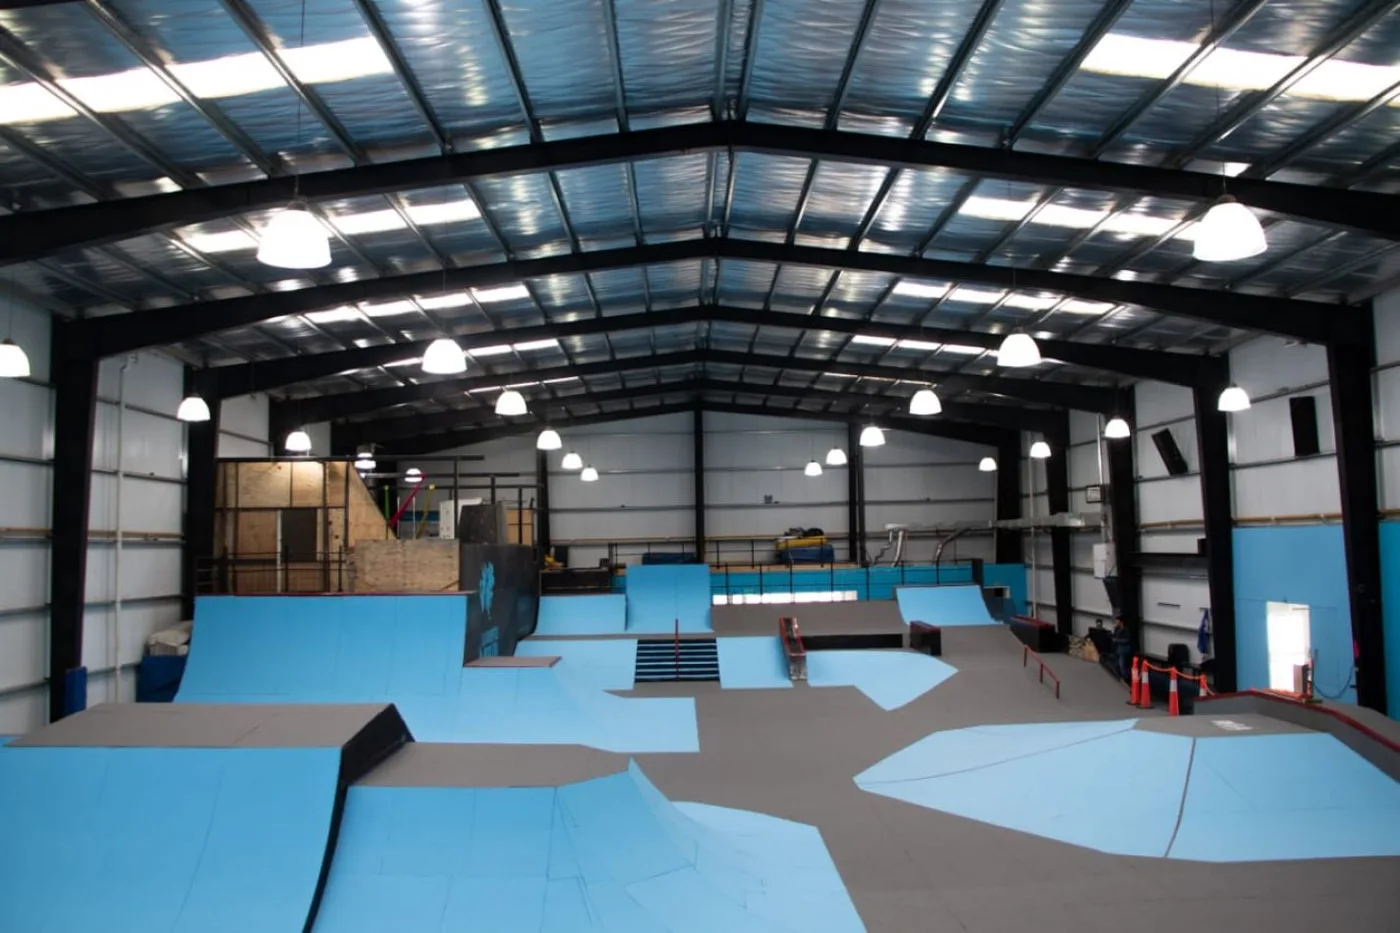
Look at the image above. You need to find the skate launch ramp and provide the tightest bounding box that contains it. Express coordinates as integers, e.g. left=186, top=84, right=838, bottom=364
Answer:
left=179, top=596, right=697, bottom=753
left=895, top=585, right=997, bottom=626
left=314, top=760, right=863, bottom=932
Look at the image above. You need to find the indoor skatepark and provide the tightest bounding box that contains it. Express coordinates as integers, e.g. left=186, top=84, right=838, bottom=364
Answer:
left=3, top=577, right=1398, bottom=932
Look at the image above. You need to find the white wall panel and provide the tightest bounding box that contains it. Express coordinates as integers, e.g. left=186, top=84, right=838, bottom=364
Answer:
left=219, top=394, right=269, bottom=452
left=82, top=599, right=183, bottom=686
left=89, top=476, right=183, bottom=535
left=1233, top=458, right=1340, bottom=516
left=0, top=611, right=45, bottom=699
left=1135, top=381, right=1195, bottom=427
left=84, top=545, right=181, bottom=604
left=1374, top=291, right=1400, bottom=509
left=0, top=545, right=47, bottom=613
left=707, top=504, right=846, bottom=539
left=97, top=353, right=183, bottom=412
left=0, top=378, right=50, bottom=460
left=0, top=460, right=50, bottom=528
left=0, top=689, right=48, bottom=736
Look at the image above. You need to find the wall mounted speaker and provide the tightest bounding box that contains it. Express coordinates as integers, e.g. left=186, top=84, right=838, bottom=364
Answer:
left=1289, top=395, right=1320, bottom=457
left=1151, top=428, right=1190, bottom=476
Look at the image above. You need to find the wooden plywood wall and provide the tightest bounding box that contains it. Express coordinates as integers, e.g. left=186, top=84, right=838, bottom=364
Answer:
left=351, top=539, right=460, bottom=592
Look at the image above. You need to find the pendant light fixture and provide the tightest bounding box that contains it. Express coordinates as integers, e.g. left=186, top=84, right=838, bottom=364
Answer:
left=536, top=428, right=562, bottom=450
left=561, top=451, right=583, bottom=471
left=495, top=389, right=527, bottom=416
left=354, top=452, right=376, bottom=472
left=404, top=467, right=424, bottom=484
left=580, top=465, right=599, bottom=483
left=1193, top=197, right=1267, bottom=262
left=1103, top=416, right=1131, bottom=439
left=0, top=338, right=30, bottom=378
left=284, top=428, right=312, bottom=453
left=804, top=459, right=823, bottom=477
left=909, top=387, right=941, bottom=416
left=258, top=0, right=331, bottom=271
left=1029, top=440, right=1051, bottom=459
left=422, top=337, right=466, bottom=375
left=825, top=447, right=847, bottom=466
left=256, top=203, right=330, bottom=269
left=1217, top=385, right=1251, bottom=412
left=859, top=425, right=885, bottom=447
left=176, top=394, right=211, bottom=423
left=978, top=456, right=997, bottom=472
left=997, top=332, right=1041, bottom=368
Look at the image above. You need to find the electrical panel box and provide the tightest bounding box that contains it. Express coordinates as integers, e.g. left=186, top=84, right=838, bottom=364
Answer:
left=1092, top=543, right=1116, bottom=579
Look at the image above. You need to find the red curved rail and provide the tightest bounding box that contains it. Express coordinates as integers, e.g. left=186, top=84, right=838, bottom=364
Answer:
left=778, top=617, right=805, bottom=658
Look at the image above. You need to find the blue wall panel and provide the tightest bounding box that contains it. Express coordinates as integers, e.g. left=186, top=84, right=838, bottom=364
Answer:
left=983, top=563, right=1028, bottom=615
left=1378, top=522, right=1400, bottom=719
left=1233, top=526, right=1355, bottom=703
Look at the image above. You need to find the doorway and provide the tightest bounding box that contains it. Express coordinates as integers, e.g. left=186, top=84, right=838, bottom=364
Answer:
left=1265, top=601, right=1311, bottom=692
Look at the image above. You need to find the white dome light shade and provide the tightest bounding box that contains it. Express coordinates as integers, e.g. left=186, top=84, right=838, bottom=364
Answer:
left=560, top=451, right=583, bottom=471
left=580, top=465, right=599, bottom=482
left=1193, top=197, right=1267, bottom=263
left=284, top=429, right=312, bottom=453
left=1029, top=440, right=1051, bottom=459
left=1217, top=384, right=1252, bottom=412
left=0, top=339, right=31, bottom=378
left=495, top=389, right=528, bottom=416
left=354, top=455, right=376, bottom=471
left=404, top=467, right=424, bottom=484
left=859, top=425, right=886, bottom=447
left=256, top=205, right=331, bottom=270
left=978, top=456, right=998, bottom=472
left=804, top=459, right=823, bottom=477
left=909, top=388, right=942, bottom=416
left=536, top=428, right=562, bottom=450
left=997, top=332, right=1041, bottom=368
left=176, top=394, right=211, bottom=423
left=421, top=337, right=466, bottom=375
left=824, top=447, right=847, bottom=466
left=1103, top=416, right=1131, bottom=439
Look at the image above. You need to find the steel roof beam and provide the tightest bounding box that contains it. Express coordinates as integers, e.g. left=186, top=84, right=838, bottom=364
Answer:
left=78, top=238, right=1335, bottom=358
left=278, top=345, right=1115, bottom=425
left=339, top=375, right=1056, bottom=445
left=9, top=121, right=1398, bottom=264
left=200, top=301, right=1208, bottom=398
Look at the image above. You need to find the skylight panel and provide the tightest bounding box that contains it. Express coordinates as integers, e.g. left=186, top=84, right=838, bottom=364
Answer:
left=473, top=285, right=531, bottom=303
left=360, top=300, right=418, bottom=317
left=514, top=339, right=561, bottom=352
left=417, top=292, right=473, bottom=310
left=851, top=335, right=897, bottom=347
left=467, top=344, right=513, bottom=357
left=895, top=339, right=943, bottom=352
left=182, top=230, right=257, bottom=254
left=892, top=281, right=950, bottom=299
left=304, top=307, right=363, bottom=324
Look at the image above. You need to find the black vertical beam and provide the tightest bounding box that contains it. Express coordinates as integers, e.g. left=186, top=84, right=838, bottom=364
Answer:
left=692, top=407, right=706, bottom=563
left=49, top=335, right=100, bottom=721
left=1044, top=413, right=1074, bottom=636
left=1328, top=306, right=1386, bottom=713
left=535, top=448, right=552, bottom=558
left=1195, top=360, right=1238, bottom=693
left=995, top=435, right=1023, bottom=564
left=182, top=370, right=220, bottom=618
left=847, top=421, right=863, bottom=563
left=1106, top=388, right=1142, bottom=647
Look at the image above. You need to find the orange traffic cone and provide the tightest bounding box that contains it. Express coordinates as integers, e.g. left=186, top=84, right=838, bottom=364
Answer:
left=1168, top=668, right=1180, bottom=716
left=1129, top=657, right=1140, bottom=706
left=1139, top=664, right=1152, bottom=710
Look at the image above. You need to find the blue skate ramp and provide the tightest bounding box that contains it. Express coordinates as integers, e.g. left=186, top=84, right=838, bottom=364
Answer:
left=0, top=744, right=339, bottom=933
left=896, top=584, right=997, bottom=626
left=535, top=595, right=627, bottom=636
left=807, top=650, right=957, bottom=710
left=625, top=564, right=713, bottom=633
left=314, top=762, right=862, bottom=933
left=180, top=596, right=697, bottom=753
left=716, top=636, right=793, bottom=690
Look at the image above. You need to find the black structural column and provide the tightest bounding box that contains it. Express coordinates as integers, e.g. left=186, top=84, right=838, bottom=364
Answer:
left=847, top=421, right=864, bottom=563
left=692, top=407, right=706, bottom=563
left=1328, top=306, right=1386, bottom=713
left=182, top=369, right=221, bottom=619
left=994, top=434, right=1023, bottom=564
left=1044, top=414, right=1074, bottom=636
left=1194, top=360, right=1238, bottom=693
left=535, top=449, right=552, bottom=558
left=48, top=335, right=100, bottom=722
left=1105, top=388, right=1142, bottom=647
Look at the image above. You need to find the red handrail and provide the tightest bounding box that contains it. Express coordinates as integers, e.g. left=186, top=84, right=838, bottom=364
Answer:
left=778, top=616, right=805, bottom=658
left=1023, top=645, right=1060, bottom=699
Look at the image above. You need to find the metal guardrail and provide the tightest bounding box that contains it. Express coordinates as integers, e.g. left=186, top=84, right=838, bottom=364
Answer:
left=195, top=553, right=349, bottom=595
left=709, top=560, right=980, bottom=600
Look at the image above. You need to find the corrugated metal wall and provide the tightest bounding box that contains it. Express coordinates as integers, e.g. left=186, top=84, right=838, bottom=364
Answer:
left=0, top=302, right=269, bottom=734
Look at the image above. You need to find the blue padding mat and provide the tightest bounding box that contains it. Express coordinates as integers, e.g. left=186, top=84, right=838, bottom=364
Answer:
left=1170, top=733, right=1400, bottom=862
left=625, top=564, right=713, bottom=633
left=314, top=762, right=862, bottom=933
left=0, top=745, right=338, bottom=932
left=535, top=595, right=628, bottom=636
left=515, top=637, right=638, bottom=690
left=895, top=585, right=996, bottom=626
left=807, top=650, right=958, bottom=710
left=717, top=637, right=792, bottom=690
left=180, top=596, right=697, bottom=753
